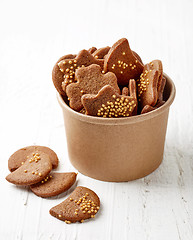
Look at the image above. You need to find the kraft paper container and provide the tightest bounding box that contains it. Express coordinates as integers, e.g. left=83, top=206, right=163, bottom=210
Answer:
left=57, top=73, right=175, bottom=182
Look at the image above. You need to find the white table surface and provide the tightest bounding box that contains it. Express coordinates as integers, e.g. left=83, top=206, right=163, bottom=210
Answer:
left=0, top=0, right=193, bottom=239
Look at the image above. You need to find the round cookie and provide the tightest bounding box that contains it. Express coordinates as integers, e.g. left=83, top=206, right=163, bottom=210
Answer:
left=49, top=186, right=100, bottom=223
left=8, top=145, right=59, bottom=172
left=30, top=172, right=77, bottom=198
left=6, top=151, right=52, bottom=186
left=52, top=54, right=76, bottom=96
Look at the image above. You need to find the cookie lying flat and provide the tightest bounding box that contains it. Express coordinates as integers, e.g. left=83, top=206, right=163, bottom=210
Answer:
left=141, top=101, right=165, bottom=114
left=58, top=50, right=104, bottom=93
left=49, top=186, right=100, bottom=223
left=52, top=54, right=76, bottom=96
left=81, top=80, right=137, bottom=117
left=66, top=64, right=120, bottom=111
left=6, top=151, right=52, bottom=185
left=137, top=63, right=159, bottom=108
left=93, top=46, right=110, bottom=59
left=8, top=145, right=59, bottom=172
left=104, top=38, right=144, bottom=86
left=30, top=172, right=77, bottom=198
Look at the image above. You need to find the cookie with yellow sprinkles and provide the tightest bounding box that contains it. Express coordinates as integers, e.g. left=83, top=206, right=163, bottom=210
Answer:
left=49, top=186, right=100, bottom=223
left=104, top=38, right=144, bottom=86
left=66, top=64, right=120, bottom=111
left=81, top=79, right=137, bottom=117
left=146, top=60, right=165, bottom=101
left=52, top=54, right=76, bottom=96
left=137, top=62, right=160, bottom=109
left=6, top=151, right=52, bottom=186
left=58, top=49, right=104, bottom=93
left=30, top=172, right=77, bottom=198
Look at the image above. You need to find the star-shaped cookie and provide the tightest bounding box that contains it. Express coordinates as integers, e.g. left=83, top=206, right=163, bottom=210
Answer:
left=66, top=64, right=120, bottom=111
left=104, top=38, right=144, bottom=85
left=58, top=50, right=104, bottom=93
left=81, top=79, right=137, bottom=117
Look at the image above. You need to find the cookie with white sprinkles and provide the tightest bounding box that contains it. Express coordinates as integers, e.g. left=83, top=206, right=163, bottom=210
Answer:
left=49, top=186, right=100, bottom=223
left=30, top=172, right=77, bottom=198
left=6, top=151, right=52, bottom=185
left=81, top=79, right=137, bottom=117
left=104, top=38, right=144, bottom=85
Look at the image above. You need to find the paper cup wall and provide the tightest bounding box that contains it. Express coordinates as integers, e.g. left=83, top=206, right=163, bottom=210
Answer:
left=57, top=74, right=176, bottom=182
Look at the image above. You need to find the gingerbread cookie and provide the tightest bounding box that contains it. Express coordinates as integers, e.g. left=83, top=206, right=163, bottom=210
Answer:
left=79, top=108, right=86, bottom=114
left=137, top=63, right=159, bottom=108
left=146, top=60, right=164, bottom=100
left=66, top=64, right=120, bottom=111
left=8, top=145, right=59, bottom=172
left=132, top=51, right=143, bottom=64
left=122, top=87, right=129, bottom=96
left=104, top=38, right=144, bottom=85
left=6, top=151, right=52, bottom=185
left=58, top=50, right=104, bottom=93
left=88, top=47, right=97, bottom=54
left=158, top=76, right=166, bottom=102
left=30, top=172, right=77, bottom=198
left=93, top=46, right=110, bottom=59
left=49, top=186, right=100, bottom=223
left=81, top=79, right=137, bottom=117
left=52, top=54, right=76, bottom=96
left=141, top=101, right=165, bottom=114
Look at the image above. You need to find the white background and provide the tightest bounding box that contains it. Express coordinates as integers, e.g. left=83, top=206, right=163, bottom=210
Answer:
left=0, top=0, right=193, bottom=239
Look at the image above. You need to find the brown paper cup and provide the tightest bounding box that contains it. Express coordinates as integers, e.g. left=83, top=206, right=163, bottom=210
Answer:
left=57, top=73, right=175, bottom=182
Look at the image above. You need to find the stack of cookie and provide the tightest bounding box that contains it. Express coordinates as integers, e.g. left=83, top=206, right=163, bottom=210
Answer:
left=52, top=38, right=166, bottom=117
left=6, top=146, right=100, bottom=223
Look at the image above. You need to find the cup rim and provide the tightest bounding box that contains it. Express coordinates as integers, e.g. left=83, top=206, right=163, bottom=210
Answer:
left=57, top=73, right=176, bottom=125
